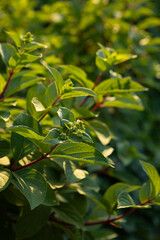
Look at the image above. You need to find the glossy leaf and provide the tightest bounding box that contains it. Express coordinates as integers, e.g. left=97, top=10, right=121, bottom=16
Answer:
left=61, top=87, right=97, bottom=99
left=9, top=125, right=51, bottom=153
left=140, top=160, right=160, bottom=197
left=0, top=168, right=12, bottom=192
left=94, top=77, right=147, bottom=95
left=12, top=169, right=47, bottom=209
left=0, top=43, right=17, bottom=67
left=51, top=142, right=113, bottom=166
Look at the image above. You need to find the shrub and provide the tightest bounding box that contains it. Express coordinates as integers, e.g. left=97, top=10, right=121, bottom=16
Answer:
left=0, top=31, right=160, bottom=240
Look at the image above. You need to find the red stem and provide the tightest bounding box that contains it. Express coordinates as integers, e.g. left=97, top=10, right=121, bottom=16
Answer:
left=11, top=144, right=58, bottom=172
left=78, top=72, right=103, bottom=107
left=0, top=70, right=15, bottom=102
left=38, top=95, right=61, bottom=122
left=91, top=94, right=109, bottom=112
left=85, top=198, right=154, bottom=226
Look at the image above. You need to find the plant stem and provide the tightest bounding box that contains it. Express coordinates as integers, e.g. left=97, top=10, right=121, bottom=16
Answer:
left=78, top=72, right=103, bottom=107
left=85, top=198, right=154, bottom=226
left=0, top=69, right=15, bottom=102
left=38, top=95, right=61, bottom=122
left=11, top=144, right=58, bottom=172
left=91, top=94, right=109, bottom=112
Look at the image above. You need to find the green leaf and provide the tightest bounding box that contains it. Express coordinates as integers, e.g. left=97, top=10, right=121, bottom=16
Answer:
left=0, top=168, right=12, bottom=192
left=11, top=112, right=42, bottom=161
left=42, top=183, right=58, bottom=206
left=114, top=53, right=137, bottom=65
left=61, top=87, right=97, bottom=99
left=16, top=205, right=51, bottom=239
left=88, top=120, right=113, bottom=145
left=117, top=192, right=136, bottom=209
left=5, top=71, right=45, bottom=97
left=9, top=125, right=51, bottom=153
left=53, top=203, right=83, bottom=228
left=0, top=110, right=11, bottom=121
left=57, top=107, right=76, bottom=123
left=73, top=230, right=94, bottom=240
left=103, top=183, right=132, bottom=214
left=95, top=45, right=117, bottom=71
left=140, top=160, right=160, bottom=197
left=26, top=82, right=47, bottom=119
left=90, top=229, right=118, bottom=240
left=6, top=31, right=21, bottom=48
left=71, top=107, right=95, bottom=119
left=51, top=142, right=113, bottom=166
left=0, top=74, right=6, bottom=93
left=139, top=181, right=151, bottom=203
left=94, top=77, right=147, bottom=95
left=43, top=63, right=64, bottom=95
left=0, top=157, right=10, bottom=166
left=12, top=169, right=47, bottom=210
left=102, top=94, right=144, bottom=111
left=9, top=53, right=42, bottom=70
left=0, top=43, right=17, bottom=67
left=32, top=97, right=46, bottom=111
left=24, top=42, right=47, bottom=52
left=45, top=82, right=58, bottom=107
left=60, top=65, right=93, bottom=88
left=63, top=160, right=88, bottom=184
left=0, top=138, right=10, bottom=158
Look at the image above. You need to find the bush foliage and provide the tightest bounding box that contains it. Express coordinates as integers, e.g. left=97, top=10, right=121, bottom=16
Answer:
left=0, top=0, right=160, bottom=239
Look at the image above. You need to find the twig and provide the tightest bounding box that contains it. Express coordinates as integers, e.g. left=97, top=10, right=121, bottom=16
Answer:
left=38, top=95, right=61, bottom=122
left=78, top=72, right=103, bottom=107
left=91, top=94, right=109, bottom=112
left=0, top=69, right=15, bottom=102
left=85, top=198, right=154, bottom=226
left=11, top=144, right=58, bottom=172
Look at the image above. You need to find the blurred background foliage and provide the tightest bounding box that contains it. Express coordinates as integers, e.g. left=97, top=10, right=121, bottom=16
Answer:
left=0, top=0, right=160, bottom=239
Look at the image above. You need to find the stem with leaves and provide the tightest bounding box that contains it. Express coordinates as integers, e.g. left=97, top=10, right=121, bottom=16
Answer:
left=11, top=144, right=58, bottom=172
left=0, top=69, right=15, bottom=102
left=38, top=95, right=61, bottom=122
left=78, top=72, right=103, bottom=107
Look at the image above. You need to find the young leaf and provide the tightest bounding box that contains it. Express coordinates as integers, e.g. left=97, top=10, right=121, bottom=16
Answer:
left=51, top=142, right=113, bottom=166
left=57, top=107, right=76, bottom=123
left=0, top=168, right=12, bottom=192
left=0, top=43, right=17, bottom=67
left=6, top=31, right=22, bottom=48
left=60, top=65, right=93, bottom=88
left=12, top=169, right=47, bottom=210
left=43, top=63, right=64, bottom=95
left=140, top=160, right=160, bottom=197
left=61, top=87, right=97, bottom=99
